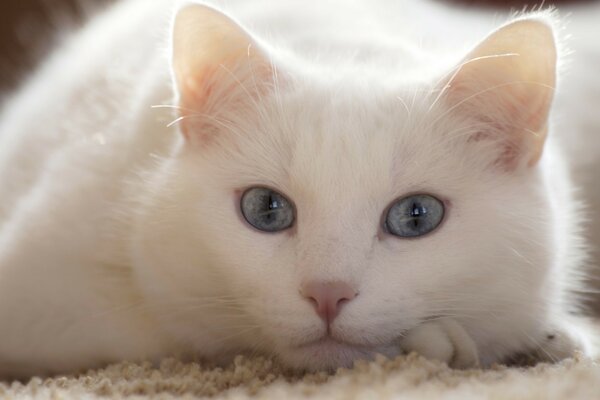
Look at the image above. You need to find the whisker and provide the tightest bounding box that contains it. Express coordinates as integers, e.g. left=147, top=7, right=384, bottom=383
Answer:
left=151, top=104, right=197, bottom=113
left=427, top=52, right=520, bottom=112
left=429, top=79, right=555, bottom=128
left=396, top=96, right=411, bottom=118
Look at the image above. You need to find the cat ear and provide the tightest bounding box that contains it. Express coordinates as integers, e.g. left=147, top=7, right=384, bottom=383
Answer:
left=171, top=4, right=272, bottom=141
left=443, top=19, right=557, bottom=169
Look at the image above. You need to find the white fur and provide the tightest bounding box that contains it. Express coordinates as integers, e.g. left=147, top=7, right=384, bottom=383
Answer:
left=0, top=0, right=598, bottom=377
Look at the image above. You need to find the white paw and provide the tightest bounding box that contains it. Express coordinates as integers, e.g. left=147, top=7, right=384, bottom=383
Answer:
left=535, top=318, right=599, bottom=362
left=400, top=319, right=479, bottom=369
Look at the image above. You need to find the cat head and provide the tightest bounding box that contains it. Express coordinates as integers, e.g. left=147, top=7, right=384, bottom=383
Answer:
left=131, top=4, right=560, bottom=369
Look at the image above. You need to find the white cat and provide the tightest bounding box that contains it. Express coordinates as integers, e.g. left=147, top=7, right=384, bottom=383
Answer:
left=0, top=0, right=598, bottom=378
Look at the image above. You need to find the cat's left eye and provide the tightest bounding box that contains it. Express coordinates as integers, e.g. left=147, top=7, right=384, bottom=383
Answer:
left=240, top=187, right=295, bottom=232
left=384, top=194, right=445, bottom=238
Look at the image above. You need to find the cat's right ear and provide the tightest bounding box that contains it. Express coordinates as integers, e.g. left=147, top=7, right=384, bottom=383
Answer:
left=171, top=4, right=273, bottom=142
left=441, top=18, right=557, bottom=171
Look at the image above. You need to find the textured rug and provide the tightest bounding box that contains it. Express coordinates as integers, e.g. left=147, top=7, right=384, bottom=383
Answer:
left=2, top=353, right=600, bottom=399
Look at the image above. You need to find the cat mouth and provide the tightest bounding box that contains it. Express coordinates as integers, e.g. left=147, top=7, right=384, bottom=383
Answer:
left=297, top=336, right=371, bottom=350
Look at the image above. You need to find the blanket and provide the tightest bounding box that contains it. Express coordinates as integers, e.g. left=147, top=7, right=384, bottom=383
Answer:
left=2, top=353, right=599, bottom=399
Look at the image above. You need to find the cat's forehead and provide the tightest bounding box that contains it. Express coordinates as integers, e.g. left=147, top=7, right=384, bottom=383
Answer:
left=235, top=80, right=468, bottom=201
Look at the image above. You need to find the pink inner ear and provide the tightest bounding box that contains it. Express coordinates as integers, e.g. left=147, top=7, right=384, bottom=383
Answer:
left=179, top=64, right=230, bottom=110
left=444, top=70, right=553, bottom=171
left=464, top=122, right=521, bottom=172
left=176, top=54, right=276, bottom=145
left=172, top=4, right=278, bottom=144
left=439, top=20, right=556, bottom=171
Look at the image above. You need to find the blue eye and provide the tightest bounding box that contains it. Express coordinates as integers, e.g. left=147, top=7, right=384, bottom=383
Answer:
left=241, top=187, right=295, bottom=232
left=385, top=194, right=445, bottom=238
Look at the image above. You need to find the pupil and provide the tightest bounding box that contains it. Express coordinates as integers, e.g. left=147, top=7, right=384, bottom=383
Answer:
left=265, top=212, right=275, bottom=222
left=410, top=203, right=426, bottom=217
left=268, top=195, right=280, bottom=210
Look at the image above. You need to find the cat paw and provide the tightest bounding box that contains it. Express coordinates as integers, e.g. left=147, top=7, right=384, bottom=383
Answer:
left=534, top=318, right=599, bottom=362
left=538, top=329, right=581, bottom=362
left=400, top=319, right=479, bottom=369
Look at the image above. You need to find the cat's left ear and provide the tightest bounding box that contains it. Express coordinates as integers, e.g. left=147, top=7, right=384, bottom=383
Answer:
left=171, top=4, right=272, bottom=141
left=443, top=18, right=557, bottom=169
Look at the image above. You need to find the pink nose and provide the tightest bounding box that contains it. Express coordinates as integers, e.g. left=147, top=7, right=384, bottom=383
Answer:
left=301, top=281, right=357, bottom=323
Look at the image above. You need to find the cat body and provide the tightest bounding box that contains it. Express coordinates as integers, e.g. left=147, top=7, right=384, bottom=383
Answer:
left=0, top=0, right=598, bottom=377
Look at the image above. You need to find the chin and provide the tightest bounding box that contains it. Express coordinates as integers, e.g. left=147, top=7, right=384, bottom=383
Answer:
left=276, top=338, right=401, bottom=372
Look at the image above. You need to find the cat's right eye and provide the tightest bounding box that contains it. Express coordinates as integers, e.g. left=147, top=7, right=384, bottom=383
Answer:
left=240, top=187, right=295, bottom=232
left=384, top=194, right=445, bottom=238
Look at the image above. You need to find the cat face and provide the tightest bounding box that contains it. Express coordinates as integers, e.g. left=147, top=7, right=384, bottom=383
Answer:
left=131, top=6, right=558, bottom=369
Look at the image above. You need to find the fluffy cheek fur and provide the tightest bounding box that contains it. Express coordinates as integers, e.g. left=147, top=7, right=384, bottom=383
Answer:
left=129, top=87, right=556, bottom=370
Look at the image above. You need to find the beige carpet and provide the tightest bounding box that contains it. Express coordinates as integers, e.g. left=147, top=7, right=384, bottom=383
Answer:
left=2, top=353, right=599, bottom=399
